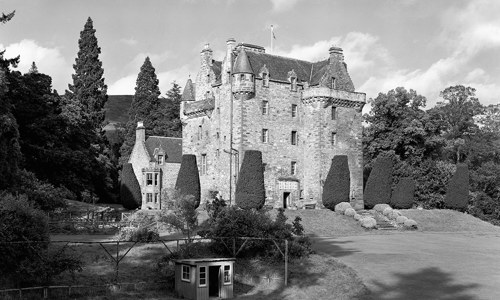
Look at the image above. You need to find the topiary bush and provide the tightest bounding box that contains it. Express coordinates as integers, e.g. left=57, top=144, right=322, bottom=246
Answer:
left=120, top=163, right=141, bottom=210
left=403, top=219, right=418, bottom=229
left=360, top=217, right=377, bottom=229
left=391, top=177, right=415, bottom=209
left=373, top=203, right=391, bottom=213
left=382, top=207, right=393, bottom=217
left=322, top=155, right=350, bottom=210
left=396, top=215, right=408, bottom=224
left=175, top=155, right=201, bottom=208
left=334, top=202, right=352, bottom=214
left=388, top=210, right=401, bottom=220
left=235, top=150, right=265, bottom=210
left=354, top=213, right=362, bottom=221
left=444, top=163, right=469, bottom=211
left=364, top=156, right=393, bottom=209
left=344, top=208, right=356, bottom=217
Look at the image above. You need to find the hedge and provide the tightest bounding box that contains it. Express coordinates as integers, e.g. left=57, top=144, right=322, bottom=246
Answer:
left=235, top=150, right=265, bottom=210
left=322, top=155, right=350, bottom=210
left=390, top=177, right=415, bottom=209
left=175, top=155, right=201, bottom=208
left=444, top=163, right=469, bottom=211
left=120, top=163, right=142, bottom=210
left=364, top=156, right=393, bottom=209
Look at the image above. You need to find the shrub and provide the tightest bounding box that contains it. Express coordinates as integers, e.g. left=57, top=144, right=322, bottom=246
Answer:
left=444, top=163, right=469, bottom=211
left=159, top=192, right=199, bottom=242
left=235, top=150, right=265, bottom=210
left=403, top=219, right=418, bottom=229
left=391, top=177, right=415, bottom=209
left=382, top=207, right=393, bottom=217
left=360, top=217, right=377, bottom=229
left=205, top=197, right=227, bottom=223
left=322, top=155, right=350, bottom=210
left=16, top=169, right=69, bottom=211
left=373, top=203, right=391, bottom=213
left=120, top=163, right=141, bottom=209
left=396, top=216, right=408, bottom=224
left=364, top=156, right=393, bottom=209
left=334, top=202, right=352, bottom=214
left=354, top=213, right=362, bottom=221
left=388, top=210, right=401, bottom=220
left=175, top=155, right=201, bottom=208
left=468, top=192, right=500, bottom=223
left=117, top=226, right=159, bottom=242
left=344, top=208, right=356, bottom=217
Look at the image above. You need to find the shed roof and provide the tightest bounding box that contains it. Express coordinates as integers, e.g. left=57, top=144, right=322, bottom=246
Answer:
left=174, top=258, right=236, bottom=265
left=144, top=136, right=182, bottom=163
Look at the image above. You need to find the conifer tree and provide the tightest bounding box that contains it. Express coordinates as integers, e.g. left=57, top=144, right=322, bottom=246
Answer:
left=67, top=17, right=108, bottom=129
left=120, top=57, right=162, bottom=165
left=153, top=82, right=182, bottom=137
left=364, top=156, right=393, bottom=209
left=322, top=155, right=350, bottom=210
left=235, top=150, right=266, bottom=210
left=175, top=155, right=201, bottom=208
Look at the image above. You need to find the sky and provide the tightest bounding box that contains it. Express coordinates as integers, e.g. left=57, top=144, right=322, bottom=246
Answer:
left=1, top=0, right=499, bottom=109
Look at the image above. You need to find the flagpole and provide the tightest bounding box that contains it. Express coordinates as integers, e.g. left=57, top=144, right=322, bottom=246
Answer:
left=271, top=25, right=274, bottom=53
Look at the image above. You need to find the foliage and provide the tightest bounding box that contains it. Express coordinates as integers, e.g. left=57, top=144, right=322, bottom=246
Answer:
left=117, top=226, right=159, bottom=242
left=152, top=82, right=183, bottom=137
left=364, top=156, right=393, bottom=208
left=444, top=163, right=470, bottom=211
left=15, top=169, right=69, bottom=211
left=235, top=150, right=266, bottom=210
left=468, top=192, right=500, bottom=225
left=120, top=163, right=141, bottom=209
left=322, top=155, right=350, bottom=210
left=174, top=154, right=201, bottom=208
left=205, top=196, right=227, bottom=223
left=390, top=177, right=415, bottom=209
left=158, top=191, right=199, bottom=242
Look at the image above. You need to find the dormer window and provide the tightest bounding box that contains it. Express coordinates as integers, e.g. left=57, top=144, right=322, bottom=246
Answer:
left=157, top=155, right=164, bottom=165
left=331, top=77, right=337, bottom=89
left=290, top=77, right=297, bottom=92
left=262, top=73, right=269, bottom=87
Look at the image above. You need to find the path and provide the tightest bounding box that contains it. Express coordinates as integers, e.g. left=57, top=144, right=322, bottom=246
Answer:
left=313, top=232, right=500, bottom=300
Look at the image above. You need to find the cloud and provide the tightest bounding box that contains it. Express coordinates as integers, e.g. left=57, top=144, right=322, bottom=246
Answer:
left=269, top=0, right=302, bottom=12
left=124, top=51, right=172, bottom=74
left=0, top=39, right=71, bottom=92
left=120, top=37, right=138, bottom=46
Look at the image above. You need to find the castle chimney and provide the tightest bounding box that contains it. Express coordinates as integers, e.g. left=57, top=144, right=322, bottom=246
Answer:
left=201, top=43, right=213, bottom=66
left=329, top=46, right=344, bottom=63
left=136, top=121, right=145, bottom=143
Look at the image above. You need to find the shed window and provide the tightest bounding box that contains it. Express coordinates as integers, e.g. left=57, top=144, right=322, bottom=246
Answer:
left=199, top=266, right=207, bottom=287
left=224, top=265, right=231, bottom=284
left=182, top=265, right=190, bottom=282
left=146, top=173, right=153, bottom=186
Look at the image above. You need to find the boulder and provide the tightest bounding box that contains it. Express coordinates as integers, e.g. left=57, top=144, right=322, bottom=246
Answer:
left=396, top=216, right=408, bottom=224
left=404, top=219, right=418, bottom=228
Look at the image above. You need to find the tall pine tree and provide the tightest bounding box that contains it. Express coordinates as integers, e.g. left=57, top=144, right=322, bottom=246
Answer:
left=120, top=57, right=161, bottom=165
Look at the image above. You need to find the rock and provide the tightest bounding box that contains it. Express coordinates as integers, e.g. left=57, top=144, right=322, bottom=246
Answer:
left=373, top=204, right=391, bottom=213
left=404, top=219, right=417, bottom=228
left=396, top=216, right=408, bottom=224
left=334, top=202, right=352, bottom=214
left=344, top=208, right=356, bottom=217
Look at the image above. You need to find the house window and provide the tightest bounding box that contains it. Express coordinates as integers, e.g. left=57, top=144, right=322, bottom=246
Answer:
left=262, top=101, right=269, bottom=115
left=182, top=265, right=190, bottom=282
left=290, top=77, right=297, bottom=91
left=224, top=265, right=231, bottom=284
left=216, top=149, right=219, bottom=158
left=331, top=132, right=337, bottom=145
left=198, top=125, right=202, bottom=140
left=331, top=106, right=337, bottom=120
left=262, top=73, right=269, bottom=87
left=154, top=193, right=158, bottom=203
left=291, top=104, right=297, bottom=117
left=146, top=173, right=153, bottom=186
left=147, top=193, right=153, bottom=203
left=154, top=173, right=159, bottom=186
left=217, top=107, right=220, bottom=115
left=291, top=161, right=297, bottom=175
left=216, top=132, right=220, bottom=139
left=201, top=154, right=207, bottom=175
left=262, top=129, right=269, bottom=143
left=332, top=77, right=337, bottom=89
left=291, top=131, right=298, bottom=145
left=157, top=155, right=164, bottom=165
left=199, top=266, right=207, bottom=287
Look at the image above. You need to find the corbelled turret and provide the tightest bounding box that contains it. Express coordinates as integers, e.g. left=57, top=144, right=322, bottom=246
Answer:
left=232, top=48, right=255, bottom=100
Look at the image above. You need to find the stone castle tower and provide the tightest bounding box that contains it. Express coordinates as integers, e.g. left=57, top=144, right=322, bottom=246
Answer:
left=181, top=39, right=365, bottom=209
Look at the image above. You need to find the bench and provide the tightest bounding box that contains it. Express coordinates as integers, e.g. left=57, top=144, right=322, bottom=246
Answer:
left=304, top=203, right=316, bottom=210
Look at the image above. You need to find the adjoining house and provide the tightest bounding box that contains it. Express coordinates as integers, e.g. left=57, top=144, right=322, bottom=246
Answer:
left=128, top=121, right=182, bottom=209
left=174, top=258, right=235, bottom=300
left=181, top=39, right=366, bottom=209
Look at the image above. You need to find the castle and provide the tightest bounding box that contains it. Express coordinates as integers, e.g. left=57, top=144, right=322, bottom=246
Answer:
left=179, top=39, right=366, bottom=209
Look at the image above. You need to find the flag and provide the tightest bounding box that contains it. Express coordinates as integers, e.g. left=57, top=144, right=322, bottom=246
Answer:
left=271, top=25, right=276, bottom=40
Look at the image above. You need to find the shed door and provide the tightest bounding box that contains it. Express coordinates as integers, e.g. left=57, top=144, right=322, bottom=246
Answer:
left=209, top=266, right=220, bottom=297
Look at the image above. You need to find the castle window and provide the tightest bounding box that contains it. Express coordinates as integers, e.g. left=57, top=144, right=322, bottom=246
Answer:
left=154, top=173, right=159, bottom=186
left=291, top=131, right=298, bottom=145
left=291, top=104, right=297, bottom=117
left=291, top=161, right=297, bottom=175
left=262, top=73, right=269, bottom=87
left=331, top=107, right=337, bottom=120
left=207, top=74, right=210, bottom=83
left=147, top=193, right=153, bottom=203
left=240, top=74, right=245, bottom=81
left=332, top=77, right=337, bottom=89
left=290, top=77, right=297, bottom=92
left=217, top=107, right=220, bottom=115
left=201, top=154, right=207, bottom=175
left=217, top=132, right=220, bottom=139
left=198, top=125, right=202, bottom=140
left=262, top=129, right=269, bottom=143
left=262, top=101, right=269, bottom=115
left=146, top=173, right=153, bottom=186
left=199, top=266, right=207, bottom=287
left=157, top=155, right=164, bottom=165
left=331, top=132, right=337, bottom=145
left=216, top=149, right=220, bottom=157
left=182, top=265, right=190, bottom=282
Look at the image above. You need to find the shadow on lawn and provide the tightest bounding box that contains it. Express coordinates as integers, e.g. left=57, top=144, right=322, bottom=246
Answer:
left=309, top=234, right=360, bottom=258
left=361, top=267, right=480, bottom=300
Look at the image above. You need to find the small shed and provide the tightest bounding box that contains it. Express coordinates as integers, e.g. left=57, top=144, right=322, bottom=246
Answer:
left=174, top=258, right=235, bottom=300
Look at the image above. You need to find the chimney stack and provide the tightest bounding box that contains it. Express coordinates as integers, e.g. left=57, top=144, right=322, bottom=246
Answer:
left=201, top=43, right=213, bottom=66
left=329, top=46, right=344, bottom=63
left=136, top=121, right=145, bottom=143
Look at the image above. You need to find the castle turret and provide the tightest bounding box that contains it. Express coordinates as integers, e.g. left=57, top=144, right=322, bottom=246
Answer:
left=232, top=48, right=255, bottom=100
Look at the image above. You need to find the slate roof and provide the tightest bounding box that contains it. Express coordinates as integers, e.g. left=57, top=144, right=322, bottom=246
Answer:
left=181, top=79, right=196, bottom=101
left=145, top=136, right=182, bottom=163
left=183, top=97, right=215, bottom=115
left=233, top=48, right=254, bottom=74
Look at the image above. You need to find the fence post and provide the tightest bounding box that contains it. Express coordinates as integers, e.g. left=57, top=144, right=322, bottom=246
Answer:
left=232, top=238, right=236, bottom=257
left=284, top=240, right=288, bottom=286
left=115, top=241, right=120, bottom=283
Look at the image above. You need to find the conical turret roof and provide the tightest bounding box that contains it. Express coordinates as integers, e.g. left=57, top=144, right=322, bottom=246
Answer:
left=181, top=78, right=196, bottom=101
left=232, top=48, right=253, bottom=74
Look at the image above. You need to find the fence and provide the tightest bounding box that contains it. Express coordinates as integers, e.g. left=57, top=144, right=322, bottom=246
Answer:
left=0, top=236, right=289, bottom=299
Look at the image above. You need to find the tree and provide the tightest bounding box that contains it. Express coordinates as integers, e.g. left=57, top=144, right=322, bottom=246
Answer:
left=152, top=82, right=182, bottom=137
left=120, top=163, right=141, bottom=209
left=322, top=155, right=350, bottom=210
left=159, top=191, right=199, bottom=243
left=235, top=150, right=266, bottom=210
left=364, top=156, right=393, bottom=209
left=390, top=177, right=415, bottom=209
left=120, top=57, right=162, bottom=165
left=67, top=17, right=108, bottom=129
left=444, top=163, right=469, bottom=211
left=175, top=155, right=201, bottom=208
